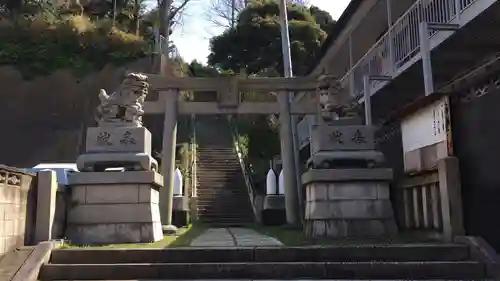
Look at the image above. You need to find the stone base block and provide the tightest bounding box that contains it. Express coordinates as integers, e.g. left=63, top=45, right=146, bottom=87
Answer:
left=76, top=152, right=158, bottom=172
left=262, top=209, right=286, bottom=226
left=262, top=195, right=286, bottom=226
left=173, top=196, right=188, bottom=211
left=172, top=196, right=189, bottom=227
left=66, top=222, right=163, bottom=245
left=172, top=211, right=189, bottom=227
left=302, top=168, right=398, bottom=239
left=66, top=171, right=163, bottom=244
left=263, top=195, right=285, bottom=210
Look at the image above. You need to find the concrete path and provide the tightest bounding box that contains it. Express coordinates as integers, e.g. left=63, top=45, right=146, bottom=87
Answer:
left=190, top=228, right=283, bottom=247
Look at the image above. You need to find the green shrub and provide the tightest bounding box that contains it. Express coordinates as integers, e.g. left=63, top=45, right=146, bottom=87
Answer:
left=0, top=14, right=148, bottom=79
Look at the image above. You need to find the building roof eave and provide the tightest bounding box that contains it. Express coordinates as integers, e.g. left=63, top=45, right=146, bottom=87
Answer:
left=306, top=0, right=364, bottom=76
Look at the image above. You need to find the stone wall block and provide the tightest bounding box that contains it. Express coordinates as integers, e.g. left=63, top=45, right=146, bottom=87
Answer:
left=327, top=182, right=379, bottom=200
left=85, top=184, right=140, bottom=204
left=138, top=184, right=159, bottom=204
left=308, top=184, right=327, bottom=201
left=71, top=185, right=87, bottom=204
left=68, top=203, right=156, bottom=224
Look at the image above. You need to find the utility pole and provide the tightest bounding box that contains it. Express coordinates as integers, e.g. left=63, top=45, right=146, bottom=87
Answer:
left=278, top=0, right=301, bottom=227
left=231, top=0, right=236, bottom=28
left=112, top=0, right=117, bottom=27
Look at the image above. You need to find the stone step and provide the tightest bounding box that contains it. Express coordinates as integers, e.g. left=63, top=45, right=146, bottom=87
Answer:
left=197, top=148, right=235, bottom=151
left=196, top=178, right=244, bottom=182
left=197, top=151, right=235, bottom=155
left=196, top=206, right=252, bottom=212
left=197, top=163, right=239, bottom=166
left=197, top=171, right=240, bottom=174
left=196, top=189, right=248, bottom=194
left=196, top=210, right=250, bottom=215
left=39, top=261, right=486, bottom=280
left=197, top=152, right=237, bottom=155
left=196, top=200, right=251, bottom=205
left=197, top=157, right=239, bottom=161
left=196, top=192, right=249, bottom=197
left=196, top=192, right=247, bottom=196
left=197, top=167, right=240, bottom=170
left=196, top=197, right=250, bottom=201
left=197, top=211, right=252, bottom=216
left=47, top=245, right=472, bottom=265
left=196, top=201, right=251, bottom=207
left=198, top=216, right=254, bottom=221
left=196, top=185, right=248, bottom=190
left=39, top=279, right=489, bottom=281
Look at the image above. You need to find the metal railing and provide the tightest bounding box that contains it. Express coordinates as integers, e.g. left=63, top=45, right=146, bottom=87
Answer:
left=341, top=0, right=478, bottom=99
left=227, top=116, right=259, bottom=219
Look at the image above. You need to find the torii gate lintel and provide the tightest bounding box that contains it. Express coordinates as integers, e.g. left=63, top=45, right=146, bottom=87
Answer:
left=144, top=74, right=319, bottom=115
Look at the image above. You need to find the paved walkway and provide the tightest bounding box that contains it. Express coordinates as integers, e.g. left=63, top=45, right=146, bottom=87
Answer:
left=190, top=228, right=283, bottom=247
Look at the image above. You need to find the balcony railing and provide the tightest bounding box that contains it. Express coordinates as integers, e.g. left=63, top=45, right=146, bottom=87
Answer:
left=297, top=0, right=490, bottom=148
left=341, top=0, right=478, bottom=99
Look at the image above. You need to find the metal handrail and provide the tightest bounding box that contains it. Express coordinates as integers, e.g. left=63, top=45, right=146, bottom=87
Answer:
left=190, top=114, right=197, bottom=197
left=227, top=116, right=259, bottom=218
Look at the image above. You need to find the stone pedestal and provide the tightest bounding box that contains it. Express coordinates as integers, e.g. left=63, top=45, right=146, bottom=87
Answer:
left=262, top=195, right=286, bottom=225
left=66, top=171, right=163, bottom=244
left=172, top=196, right=189, bottom=227
left=302, top=169, right=397, bottom=238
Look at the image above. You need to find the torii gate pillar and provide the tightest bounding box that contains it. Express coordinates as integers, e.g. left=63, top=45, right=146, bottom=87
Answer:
left=159, top=89, right=179, bottom=233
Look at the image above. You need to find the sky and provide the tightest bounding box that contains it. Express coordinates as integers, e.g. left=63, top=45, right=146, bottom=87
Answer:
left=169, top=0, right=352, bottom=64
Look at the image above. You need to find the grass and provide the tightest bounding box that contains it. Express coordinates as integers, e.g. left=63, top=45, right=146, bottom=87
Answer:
left=249, top=223, right=442, bottom=246
left=59, top=221, right=208, bottom=249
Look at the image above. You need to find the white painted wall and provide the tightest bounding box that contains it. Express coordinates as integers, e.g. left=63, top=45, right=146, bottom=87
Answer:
left=401, top=96, right=448, bottom=153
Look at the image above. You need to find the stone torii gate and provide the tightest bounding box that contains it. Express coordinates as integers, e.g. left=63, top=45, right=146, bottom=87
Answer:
left=143, top=72, right=320, bottom=229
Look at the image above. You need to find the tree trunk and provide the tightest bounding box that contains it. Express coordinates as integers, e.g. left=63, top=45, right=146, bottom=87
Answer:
left=133, top=0, right=140, bottom=35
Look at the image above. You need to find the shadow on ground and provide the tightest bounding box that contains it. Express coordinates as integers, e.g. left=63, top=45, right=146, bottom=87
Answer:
left=166, top=221, right=208, bottom=248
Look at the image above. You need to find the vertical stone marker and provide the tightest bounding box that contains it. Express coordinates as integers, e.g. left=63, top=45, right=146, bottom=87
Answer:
left=302, top=75, right=397, bottom=238
left=67, top=73, right=163, bottom=244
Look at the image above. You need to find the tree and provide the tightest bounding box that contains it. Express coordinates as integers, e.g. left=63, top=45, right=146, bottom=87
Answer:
left=309, top=5, right=335, bottom=31
left=187, top=60, right=219, bottom=77
left=207, top=0, right=328, bottom=76
left=206, top=0, right=308, bottom=28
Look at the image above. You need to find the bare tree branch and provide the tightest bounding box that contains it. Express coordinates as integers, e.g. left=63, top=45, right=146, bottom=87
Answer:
left=205, top=0, right=246, bottom=28
left=205, top=0, right=310, bottom=29
left=155, top=0, right=194, bottom=32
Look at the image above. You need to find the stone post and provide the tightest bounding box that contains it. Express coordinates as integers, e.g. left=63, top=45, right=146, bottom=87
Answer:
left=34, top=170, right=58, bottom=243
left=437, top=156, right=464, bottom=240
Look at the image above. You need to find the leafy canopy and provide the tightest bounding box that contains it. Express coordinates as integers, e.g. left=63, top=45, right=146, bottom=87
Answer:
left=207, top=0, right=328, bottom=76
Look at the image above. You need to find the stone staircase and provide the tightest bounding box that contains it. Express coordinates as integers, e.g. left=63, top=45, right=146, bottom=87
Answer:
left=38, top=243, right=493, bottom=280
left=195, top=115, right=254, bottom=226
